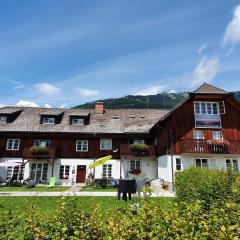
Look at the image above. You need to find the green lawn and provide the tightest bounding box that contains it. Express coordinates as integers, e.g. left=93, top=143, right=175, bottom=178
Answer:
left=0, top=196, right=175, bottom=216
left=80, top=186, right=118, bottom=192
left=0, top=186, right=70, bottom=192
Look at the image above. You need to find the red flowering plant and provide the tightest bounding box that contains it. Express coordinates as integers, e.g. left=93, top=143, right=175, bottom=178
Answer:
left=129, top=169, right=141, bottom=175
left=207, top=139, right=230, bottom=146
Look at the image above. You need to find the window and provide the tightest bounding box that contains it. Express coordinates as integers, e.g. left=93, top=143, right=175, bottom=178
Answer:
left=112, top=116, right=120, bottom=120
left=71, top=118, right=84, bottom=125
left=219, top=101, right=225, bottom=114
left=194, top=102, right=219, bottom=115
left=193, top=130, right=204, bottom=140
left=0, top=116, right=7, bottom=123
left=6, top=165, right=25, bottom=180
left=76, top=140, right=88, bottom=152
left=33, top=140, right=51, bottom=147
left=226, top=159, right=239, bottom=172
left=176, top=158, right=182, bottom=171
left=6, top=139, right=20, bottom=150
left=100, top=139, right=112, bottom=150
left=30, top=163, right=48, bottom=181
left=102, top=164, right=112, bottom=178
left=59, top=165, right=70, bottom=179
left=128, top=139, right=145, bottom=144
left=196, top=158, right=208, bottom=168
left=212, top=131, right=223, bottom=140
left=130, top=160, right=141, bottom=171
left=42, top=117, right=55, bottom=124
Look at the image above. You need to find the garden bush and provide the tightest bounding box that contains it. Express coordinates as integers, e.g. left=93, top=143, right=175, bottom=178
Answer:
left=0, top=196, right=240, bottom=239
left=175, top=167, right=240, bottom=209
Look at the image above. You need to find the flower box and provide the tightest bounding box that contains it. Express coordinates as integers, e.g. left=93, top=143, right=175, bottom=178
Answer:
left=30, top=146, right=49, bottom=154
left=130, top=144, right=149, bottom=155
left=129, top=169, right=141, bottom=175
left=207, top=140, right=230, bottom=146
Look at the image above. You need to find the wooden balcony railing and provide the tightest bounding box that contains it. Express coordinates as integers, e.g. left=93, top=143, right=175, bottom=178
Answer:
left=120, top=144, right=156, bottom=157
left=180, top=139, right=240, bottom=154
left=23, top=147, right=56, bottom=159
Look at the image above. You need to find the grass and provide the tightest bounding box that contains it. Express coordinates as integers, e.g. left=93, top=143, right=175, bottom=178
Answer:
left=0, top=186, right=70, bottom=192
left=80, top=186, right=118, bottom=192
left=0, top=196, right=176, bottom=216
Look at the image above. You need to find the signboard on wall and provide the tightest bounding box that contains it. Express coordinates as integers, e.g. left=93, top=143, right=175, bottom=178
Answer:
left=195, top=114, right=222, bottom=128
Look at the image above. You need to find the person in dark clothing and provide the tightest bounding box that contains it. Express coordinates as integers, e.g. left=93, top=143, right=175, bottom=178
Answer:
left=118, top=179, right=136, bottom=201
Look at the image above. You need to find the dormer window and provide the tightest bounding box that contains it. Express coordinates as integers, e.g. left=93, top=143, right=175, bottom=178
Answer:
left=71, top=118, right=84, bottom=126
left=43, top=117, right=55, bottom=125
left=112, top=116, right=120, bottom=120
left=0, top=116, right=7, bottom=123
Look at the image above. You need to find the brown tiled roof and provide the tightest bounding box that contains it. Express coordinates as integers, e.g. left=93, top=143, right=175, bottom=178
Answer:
left=0, top=107, right=23, bottom=115
left=40, top=109, right=65, bottom=116
left=68, top=110, right=90, bottom=116
left=194, top=82, right=228, bottom=94
left=0, top=106, right=169, bottom=134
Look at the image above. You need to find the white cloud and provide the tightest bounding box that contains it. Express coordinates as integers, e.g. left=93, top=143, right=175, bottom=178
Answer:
left=44, top=103, right=52, bottom=108
left=75, top=88, right=100, bottom=97
left=168, top=89, right=176, bottom=93
left=223, top=5, right=240, bottom=46
left=190, top=57, right=219, bottom=88
left=197, top=43, right=206, bottom=54
left=135, top=85, right=165, bottom=96
left=60, top=102, right=68, bottom=108
left=34, top=82, right=61, bottom=96
left=0, top=103, right=6, bottom=108
left=9, top=79, right=25, bottom=90
left=16, top=100, right=39, bottom=107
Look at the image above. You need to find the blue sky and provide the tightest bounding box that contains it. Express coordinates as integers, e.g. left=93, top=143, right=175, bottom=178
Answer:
left=0, top=0, right=240, bottom=108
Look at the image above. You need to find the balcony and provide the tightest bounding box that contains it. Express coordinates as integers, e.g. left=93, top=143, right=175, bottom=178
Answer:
left=180, top=139, right=240, bottom=154
left=120, top=144, right=156, bottom=157
left=23, top=147, right=56, bottom=159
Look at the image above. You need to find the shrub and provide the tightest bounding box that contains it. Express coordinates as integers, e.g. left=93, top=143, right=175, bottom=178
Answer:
left=0, top=197, right=240, bottom=239
left=30, top=146, right=48, bottom=153
left=175, top=167, right=239, bottom=209
left=130, top=144, right=149, bottom=153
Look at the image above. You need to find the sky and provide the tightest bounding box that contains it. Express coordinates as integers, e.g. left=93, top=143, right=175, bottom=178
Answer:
left=0, top=0, right=240, bottom=108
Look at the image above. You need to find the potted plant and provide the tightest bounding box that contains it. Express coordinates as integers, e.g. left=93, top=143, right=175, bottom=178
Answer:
left=207, top=139, right=230, bottom=146
left=130, top=144, right=149, bottom=155
left=129, top=169, right=141, bottom=175
left=30, top=146, right=49, bottom=154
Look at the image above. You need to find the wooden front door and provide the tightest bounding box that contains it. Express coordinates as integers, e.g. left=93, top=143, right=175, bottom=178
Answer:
left=76, top=165, right=86, bottom=183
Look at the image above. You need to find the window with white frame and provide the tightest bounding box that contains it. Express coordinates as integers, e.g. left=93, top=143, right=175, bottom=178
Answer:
left=130, top=160, right=141, bottom=170
left=194, top=102, right=219, bottom=115
left=196, top=158, right=208, bottom=168
left=6, top=139, right=20, bottom=150
left=212, top=131, right=223, bottom=140
left=100, top=139, right=112, bottom=150
left=0, top=116, right=7, bottom=123
left=226, top=159, right=239, bottom=172
left=71, top=118, right=84, bottom=126
left=33, top=140, right=51, bottom=147
left=59, top=165, right=70, bottom=179
left=42, top=117, right=55, bottom=124
left=30, top=163, right=48, bottom=181
left=193, top=130, right=204, bottom=140
left=76, top=140, right=88, bottom=152
left=6, top=165, right=25, bottom=180
left=102, top=164, right=112, bottom=178
left=176, top=158, right=182, bottom=171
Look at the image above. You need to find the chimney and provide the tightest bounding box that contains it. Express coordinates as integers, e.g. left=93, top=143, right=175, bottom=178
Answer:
left=95, top=102, right=104, bottom=114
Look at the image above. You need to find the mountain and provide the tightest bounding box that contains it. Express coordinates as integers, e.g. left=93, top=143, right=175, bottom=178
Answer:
left=74, top=91, right=240, bottom=109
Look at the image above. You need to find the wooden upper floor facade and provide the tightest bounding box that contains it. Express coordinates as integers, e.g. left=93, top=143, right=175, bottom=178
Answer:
left=1, top=83, right=240, bottom=159
left=151, top=83, right=240, bottom=156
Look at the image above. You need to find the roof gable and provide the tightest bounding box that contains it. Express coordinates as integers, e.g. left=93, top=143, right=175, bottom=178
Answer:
left=194, top=82, right=227, bottom=94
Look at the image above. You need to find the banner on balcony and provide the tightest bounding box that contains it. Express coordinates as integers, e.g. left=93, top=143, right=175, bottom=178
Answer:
left=195, top=114, right=221, bottom=128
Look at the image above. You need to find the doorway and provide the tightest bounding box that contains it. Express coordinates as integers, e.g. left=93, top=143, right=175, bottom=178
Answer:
left=76, top=165, right=86, bottom=183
